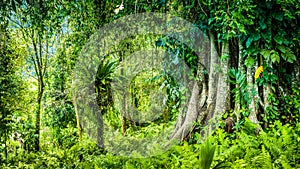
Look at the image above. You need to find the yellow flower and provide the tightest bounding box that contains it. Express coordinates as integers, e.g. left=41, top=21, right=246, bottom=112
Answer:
left=255, top=66, right=263, bottom=79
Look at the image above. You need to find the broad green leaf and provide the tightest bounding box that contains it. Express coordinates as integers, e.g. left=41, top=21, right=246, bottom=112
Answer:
left=259, top=19, right=266, bottom=30
left=253, top=33, right=261, bottom=41
left=245, top=56, right=255, bottom=68
left=274, top=35, right=283, bottom=45
left=220, top=54, right=229, bottom=61
left=208, top=18, right=215, bottom=25
left=277, top=45, right=287, bottom=53
left=274, top=12, right=283, bottom=21
left=261, top=31, right=271, bottom=43
left=285, top=51, right=296, bottom=63
left=278, top=46, right=296, bottom=63
left=260, top=49, right=271, bottom=59
left=271, top=51, right=280, bottom=63
left=246, top=37, right=253, bottom=48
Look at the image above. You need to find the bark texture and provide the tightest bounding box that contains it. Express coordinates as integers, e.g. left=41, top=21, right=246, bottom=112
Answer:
left=170, top=32, right=231, bottom=141
left=215, top=41, right=230, bottom=117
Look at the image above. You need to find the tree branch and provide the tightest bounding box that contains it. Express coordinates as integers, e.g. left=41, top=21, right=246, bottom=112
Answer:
left=198, top=0, right=208, bottom=17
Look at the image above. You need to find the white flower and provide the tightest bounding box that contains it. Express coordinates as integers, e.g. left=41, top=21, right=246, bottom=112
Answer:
left=114, top=8, right=120, bottom=14
left=114, top=2, right=124, bottom=14
left=119, top=3, right=124, bottom=10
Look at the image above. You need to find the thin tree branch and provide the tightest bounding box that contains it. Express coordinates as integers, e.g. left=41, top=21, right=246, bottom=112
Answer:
left=38, top=33, right=43, bottom=78
left=31, top=30, right=40, bottom=78
left=198, top=0, right=208, bottom=17
left=43, top=36, right=49, bottom=78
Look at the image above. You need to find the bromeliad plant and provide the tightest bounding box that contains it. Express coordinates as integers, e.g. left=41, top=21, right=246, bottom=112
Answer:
left=95, top=58, right=117, bottom=113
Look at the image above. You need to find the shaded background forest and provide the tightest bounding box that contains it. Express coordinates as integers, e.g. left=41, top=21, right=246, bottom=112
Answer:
left=1, top=0, right=300, bottom=168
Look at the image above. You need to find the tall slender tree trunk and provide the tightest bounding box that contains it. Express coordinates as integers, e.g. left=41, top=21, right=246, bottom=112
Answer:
left=121, top=91, right=127, bottom=135
left=35, top=80, right=43, bottom=151
left=234, top=43, right=244, bottom=114
left=4, top=125, right=7, bottom=160
left=96, top=111, right=104, bottom=147
left=31, top=31, right=48, bottom=152
left=120, top=52, right=127, bottom=135
left=73, top=95, right=82, bottom=140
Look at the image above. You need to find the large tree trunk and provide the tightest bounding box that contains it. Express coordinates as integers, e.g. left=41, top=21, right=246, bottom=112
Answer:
left=263, top=75, right=272, bottom=128
left=234, top=43, right=244, bottom=114
left=200, top=32, right=219, bottom=134
left=247, top=67, right=259, bottom=124
left=247, top=62, right=260, bottom=124
left=169, top=82, right=201, bottom=140
left=169, top=65, right=206, bottom=140
left=215, top=41, right=230, bottom=118
left=170, top=31, right=230, bottom=141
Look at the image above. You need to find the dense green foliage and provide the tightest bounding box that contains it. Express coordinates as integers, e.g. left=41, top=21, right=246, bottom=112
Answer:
left=1, top=0, right=300, bottom=168
left=2, top=121, right=300, bottom=168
